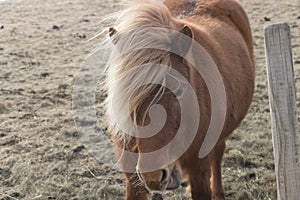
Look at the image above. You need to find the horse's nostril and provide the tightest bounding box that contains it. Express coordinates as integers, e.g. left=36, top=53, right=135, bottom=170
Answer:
left=161, top=169, right=168, bottom=183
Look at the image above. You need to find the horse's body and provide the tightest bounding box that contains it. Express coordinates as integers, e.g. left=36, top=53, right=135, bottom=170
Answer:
left=105, top=0, right=254, bottom=199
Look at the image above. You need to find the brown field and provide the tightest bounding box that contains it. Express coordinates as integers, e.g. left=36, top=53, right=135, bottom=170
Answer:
left=0, top=0, right=299, bottom=199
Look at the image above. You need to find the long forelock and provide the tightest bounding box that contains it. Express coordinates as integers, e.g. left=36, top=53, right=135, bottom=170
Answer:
left=104, top=0, right=174, bottom=143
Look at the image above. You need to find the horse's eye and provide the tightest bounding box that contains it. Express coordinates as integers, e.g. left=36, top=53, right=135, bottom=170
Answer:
left=173, top=88, right=183, bottom=98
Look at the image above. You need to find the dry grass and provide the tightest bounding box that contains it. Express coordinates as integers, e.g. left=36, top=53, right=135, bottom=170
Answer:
left=0, top=0, right=299, bottom=199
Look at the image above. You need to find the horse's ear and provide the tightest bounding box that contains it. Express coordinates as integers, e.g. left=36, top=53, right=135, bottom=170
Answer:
left=180, top=25, right=193, bottom=40
left=109, top=27, right=118, bottom=45
left=172, top=25, right=194, bottom=58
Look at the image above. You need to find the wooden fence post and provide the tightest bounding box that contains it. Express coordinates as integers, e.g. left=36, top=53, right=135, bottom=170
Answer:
left=264, top=23, right=300, bottom=200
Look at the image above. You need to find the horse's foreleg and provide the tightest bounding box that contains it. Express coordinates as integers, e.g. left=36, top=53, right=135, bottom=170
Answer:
left=209, top=141, right=226, bottom=200
left=125, top=173, right=149, bottom=200
left=186, top=158, right=212, bottom=200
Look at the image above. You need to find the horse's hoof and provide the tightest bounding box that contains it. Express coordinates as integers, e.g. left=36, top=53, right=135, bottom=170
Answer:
left=151, top=192, right=163, bottom=200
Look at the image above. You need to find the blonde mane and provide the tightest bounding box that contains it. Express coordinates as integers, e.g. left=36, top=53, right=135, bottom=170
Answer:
left=104, top=0, right=174, bottom=142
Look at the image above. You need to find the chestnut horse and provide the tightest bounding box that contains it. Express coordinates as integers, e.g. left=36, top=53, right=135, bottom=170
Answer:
left=104, top=0, right=254, bottom=199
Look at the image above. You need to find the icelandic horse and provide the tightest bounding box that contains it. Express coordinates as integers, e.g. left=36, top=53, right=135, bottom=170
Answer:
left=104, top=0, right=254, bottom=199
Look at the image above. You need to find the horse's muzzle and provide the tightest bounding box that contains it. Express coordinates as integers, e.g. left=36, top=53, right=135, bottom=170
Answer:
left=137, top=165, right=181, bottom=191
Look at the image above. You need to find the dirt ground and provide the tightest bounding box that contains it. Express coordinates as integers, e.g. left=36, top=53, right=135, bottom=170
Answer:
left=0, top=0, right=300, bottom=199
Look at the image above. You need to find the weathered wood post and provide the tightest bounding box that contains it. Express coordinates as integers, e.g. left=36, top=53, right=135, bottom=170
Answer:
left=264, top=23, right=300, bottom=199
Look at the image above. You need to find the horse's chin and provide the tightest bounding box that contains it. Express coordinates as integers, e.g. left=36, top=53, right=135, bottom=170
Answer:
left=150, top=166, right=181, bottom=200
